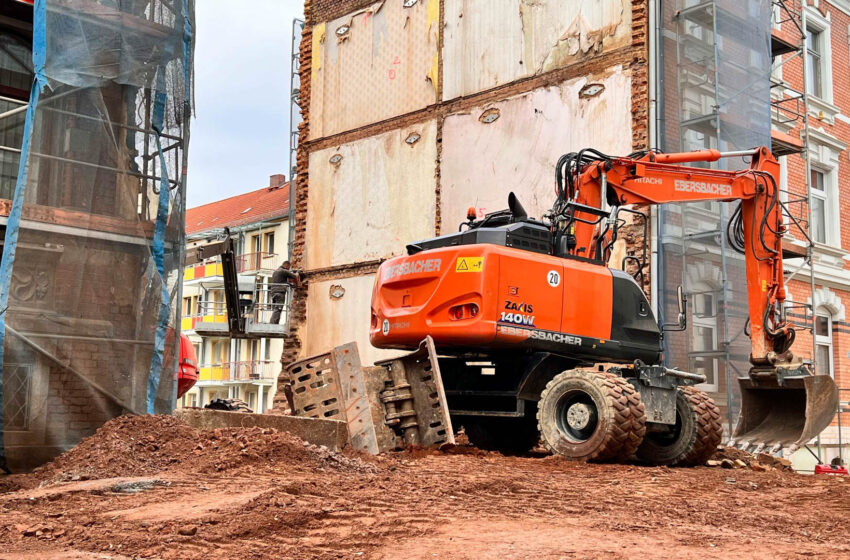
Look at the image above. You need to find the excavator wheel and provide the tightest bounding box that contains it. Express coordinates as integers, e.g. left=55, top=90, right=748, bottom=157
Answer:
left=635, top=386, right=721, bottom=467
left=205, top=398, right=254, bottom=413
left=537, top=369, right=646, bottom=462
left=459, top=404, right=540, bottom=455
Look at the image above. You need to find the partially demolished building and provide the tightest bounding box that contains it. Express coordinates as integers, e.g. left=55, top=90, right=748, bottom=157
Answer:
left=284, top=0, right=648, bottom=371
left=0, top=1, right=194, bottom=472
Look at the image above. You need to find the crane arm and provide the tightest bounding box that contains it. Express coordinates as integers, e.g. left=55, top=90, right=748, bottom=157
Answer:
left=185, top=228, right=245, bottom=335
left=558, top=146, right=790, bottom=365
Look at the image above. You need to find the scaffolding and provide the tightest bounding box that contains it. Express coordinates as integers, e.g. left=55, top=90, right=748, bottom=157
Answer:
left=770, top=0, right=819, bottom=457
left=660, top=0, right=774, bottom=432
left=659, top=0, right=845, bottom=460
left=287, top=19, right=304, bottom=261
left=0, top=1, right=194, bottom=473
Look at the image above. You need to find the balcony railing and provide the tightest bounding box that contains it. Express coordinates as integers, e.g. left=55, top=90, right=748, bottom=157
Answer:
left=237, top=252, right=281, bottom=273
left=183, top=251, right=283, bottom=281
left=198, top=360, right=279, bottom=383
left=181, top=283, right=292, bottom=336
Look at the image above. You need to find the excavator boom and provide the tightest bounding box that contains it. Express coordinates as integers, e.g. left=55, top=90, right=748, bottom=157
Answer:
left=561, top=146, right=838, bottom=451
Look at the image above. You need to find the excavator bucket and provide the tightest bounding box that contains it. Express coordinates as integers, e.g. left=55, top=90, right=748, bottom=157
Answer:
left=731, top=373, right=839, bottom=452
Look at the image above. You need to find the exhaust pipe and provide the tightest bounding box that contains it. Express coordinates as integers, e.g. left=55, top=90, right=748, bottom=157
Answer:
left=730, top=371, right=838, bottom=453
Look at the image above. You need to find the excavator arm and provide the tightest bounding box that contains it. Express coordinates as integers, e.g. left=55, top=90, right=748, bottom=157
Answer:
left=555, top=146, right=837, bottom=452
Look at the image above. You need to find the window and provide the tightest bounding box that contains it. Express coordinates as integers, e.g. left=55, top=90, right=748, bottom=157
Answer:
left=810, top=168, right=827, bottom=244
left=264, top=341, right=271, bottom=360
left=5, top=364, right=32, bottom=431
left=211, top=339, right=229, bottom=364
left=209, top=289, right=225, bottom=314
left=264, top=232, right=275, bottom=255
left=689, top=291, right=719, bottom=392
left=806, top=27, right=826, bottom=99
left=814, top=312, right=833, bottom=378
left=184, top=392, right=197, bottom=408
left=0, top=31, right=33, bottom=200
left=247, top=391, right=256, bottom=411
left=182, top=296, right=199, bottom=316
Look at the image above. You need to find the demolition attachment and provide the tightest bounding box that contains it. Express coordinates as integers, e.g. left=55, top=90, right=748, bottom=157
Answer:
left=285, top=337, right=454, bottom=453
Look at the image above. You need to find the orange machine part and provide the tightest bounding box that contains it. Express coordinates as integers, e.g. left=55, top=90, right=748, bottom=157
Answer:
left=370, top=245, right=614, bottom=351
left=569, top=147, right=785, bottom=362
left=177, top=332, right=199, bottom=399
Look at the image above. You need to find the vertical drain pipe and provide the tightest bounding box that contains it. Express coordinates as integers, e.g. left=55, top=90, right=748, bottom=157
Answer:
left=648, top=0, right=660, bottom=318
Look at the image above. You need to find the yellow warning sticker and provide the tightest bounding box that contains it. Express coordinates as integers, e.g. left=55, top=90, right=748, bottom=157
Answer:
left=456, top=257, right=484, bottom=273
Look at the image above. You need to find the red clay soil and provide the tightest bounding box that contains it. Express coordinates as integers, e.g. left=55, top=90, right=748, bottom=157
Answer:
left=1, top=415, right=849, bottom=560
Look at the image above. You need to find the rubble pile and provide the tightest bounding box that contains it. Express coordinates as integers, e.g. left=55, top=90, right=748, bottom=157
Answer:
left=25, top=414, right=374, bottom=488
left=708, top=446, right=794, bottom=472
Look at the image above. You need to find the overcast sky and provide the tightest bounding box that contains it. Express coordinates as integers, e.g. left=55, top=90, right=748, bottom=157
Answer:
left=187, top=0, right=304, bottom=208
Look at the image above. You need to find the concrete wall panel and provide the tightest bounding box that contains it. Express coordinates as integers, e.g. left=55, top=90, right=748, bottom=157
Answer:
left=307, top=120, right=438, bottom=270
left=441, top=69, right=632, bottom=227
left=311, top=0, right=440, bottom=139
left=443, top=0, right=631, bottom=99
left=304, top=275, right=400, bottom=366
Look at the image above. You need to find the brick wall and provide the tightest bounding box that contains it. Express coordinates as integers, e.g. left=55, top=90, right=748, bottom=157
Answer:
left=274, top=9, right=314, bottom=409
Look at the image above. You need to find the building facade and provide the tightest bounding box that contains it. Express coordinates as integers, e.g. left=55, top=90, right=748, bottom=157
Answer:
left=286, top=0, right=850, bottom=466
left=772, top=0, right=850, bottom=468
left=179, top=175, right=290, bottom=413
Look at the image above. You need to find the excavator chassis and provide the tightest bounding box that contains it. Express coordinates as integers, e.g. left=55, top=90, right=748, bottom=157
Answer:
left=285, top=337, right=724, bottom=465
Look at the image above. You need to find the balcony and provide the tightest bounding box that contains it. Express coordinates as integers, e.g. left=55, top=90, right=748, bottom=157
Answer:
left=185, top=283, right=292, bottom=338
left=236, top=252, right=283, bottom=274
left=197, top=360, right=279, bottom=384
left=184, top=251, right=283, bottom=282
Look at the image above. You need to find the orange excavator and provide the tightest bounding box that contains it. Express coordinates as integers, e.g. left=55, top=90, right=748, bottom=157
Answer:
left=369, top=146, right=838, bottom=464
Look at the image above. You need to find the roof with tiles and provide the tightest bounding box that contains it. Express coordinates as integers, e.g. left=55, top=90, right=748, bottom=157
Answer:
left=186, top=175, right=289, bottom=235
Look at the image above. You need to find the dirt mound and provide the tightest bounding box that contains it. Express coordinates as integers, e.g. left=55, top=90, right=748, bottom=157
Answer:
left=0, top=474, right=26, bottom=494
left=28, top=414, right=374, bottom=487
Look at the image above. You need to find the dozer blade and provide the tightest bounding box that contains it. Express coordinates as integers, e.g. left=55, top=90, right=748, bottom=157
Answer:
left=731, top=373, right=838, bottom=452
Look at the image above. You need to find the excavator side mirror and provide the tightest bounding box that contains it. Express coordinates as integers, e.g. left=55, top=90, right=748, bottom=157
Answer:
left=662, top=285, right=688, bottom=332
left=677, top=285, right=688, bottom=329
